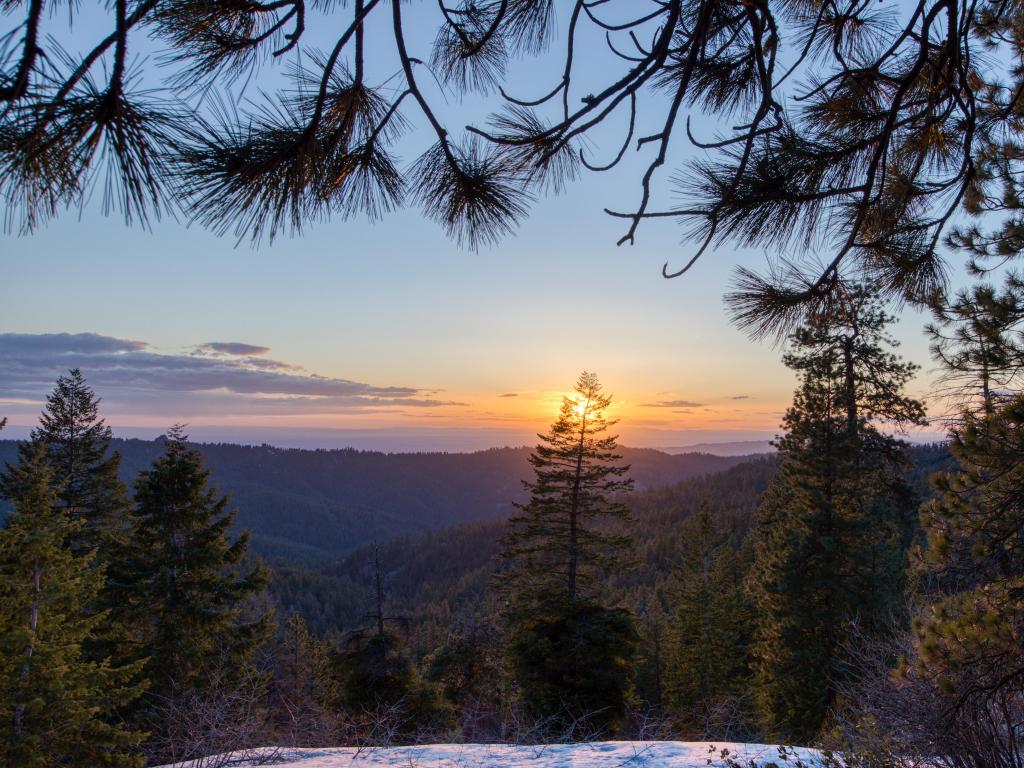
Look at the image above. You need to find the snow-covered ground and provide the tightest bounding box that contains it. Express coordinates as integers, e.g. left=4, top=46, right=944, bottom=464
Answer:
left=166, top=741, right=823, bottom=768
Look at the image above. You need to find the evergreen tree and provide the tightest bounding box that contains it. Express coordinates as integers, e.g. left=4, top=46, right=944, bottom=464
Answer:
left=499, top=371, right=637, bottom=732
left=0, top=443, right=142, bottom=767
left=507, top=601, right=638, bottom=733
left=123, top=427, right=272, bottom=735
left=500, top=371, right=634, bottom=608
left=333, top=547, right=448, bottom=741
left=926, top=277, right=1024, bottom=415
left=916, top=395, right=1024, bottom=714
left=10, top=371, right=137, bottom=667
left=26, top=369, right=131, bottom=557
left=666, top=500, right=753, bottom=736
left=749, top=287, right=926, bottom=741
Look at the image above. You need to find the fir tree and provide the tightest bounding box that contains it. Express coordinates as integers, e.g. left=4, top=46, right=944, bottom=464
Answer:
left=749, top=287, right=925, bottom=741
left=499, top=371, right=637, bottom=732
left=500, top=371, right=634, bottom=609
left=124, top=427, right=272, bottom=736
left=13, top=370, right=139, bottom=670
left=0, top=443, right=143, bottom=767
left=26, top=369, right=131, bottom=558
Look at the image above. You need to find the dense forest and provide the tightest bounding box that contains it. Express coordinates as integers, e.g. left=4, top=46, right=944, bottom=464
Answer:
left=0, top=439, right=753, bottom=563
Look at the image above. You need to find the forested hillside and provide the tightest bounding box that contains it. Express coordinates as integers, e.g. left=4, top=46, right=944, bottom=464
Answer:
left=269, top=445, right=950, bottom=655
left=0, top=438, right=754, bottom=562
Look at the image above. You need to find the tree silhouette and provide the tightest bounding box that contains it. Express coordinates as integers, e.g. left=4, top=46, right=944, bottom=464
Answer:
left=499, top=371, right=633, bottom=609
left=2, top=1, right=1021, bottom=325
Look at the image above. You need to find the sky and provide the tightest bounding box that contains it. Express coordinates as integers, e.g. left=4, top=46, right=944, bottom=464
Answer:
left=0, top=3, right=954, bottom=451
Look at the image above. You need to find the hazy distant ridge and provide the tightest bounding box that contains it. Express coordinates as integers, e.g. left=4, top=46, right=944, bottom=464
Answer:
left=664, top=440, right=776, bottom=456
left=0, top=439, right=750, bottom=563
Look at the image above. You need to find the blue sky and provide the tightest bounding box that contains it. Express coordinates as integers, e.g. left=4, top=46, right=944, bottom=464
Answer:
left=1, top=2, right=954, bottom=450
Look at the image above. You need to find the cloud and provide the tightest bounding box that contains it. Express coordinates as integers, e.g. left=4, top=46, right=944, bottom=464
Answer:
left=731, top=395, right=750, bottom=400
left=641, top=399, right=706, bottom=409
left=0, top=332, right=456, bottom=417
left=198, top=342, right=271, bottom=356
left=498, top=392, right=518, bottom=398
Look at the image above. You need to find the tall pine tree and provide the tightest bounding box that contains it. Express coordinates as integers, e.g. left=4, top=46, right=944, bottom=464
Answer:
left=0, top=443, right=143, bottom=767
left=500, top=371, right=634, bottom=608
left=499, top=372, right=637, bottom=732
left=749, top=287, right=925, bottom=741
left=926, top=277, right=1024, bottom=415
left=917, top=382, right=1024, bottom=725
left=123, top=427, right=272, bottom=743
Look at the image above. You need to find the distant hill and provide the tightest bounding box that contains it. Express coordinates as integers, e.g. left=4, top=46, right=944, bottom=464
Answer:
left=0, top=439, right=752, bottom=563
left=663, top=440, right=776, bottom=456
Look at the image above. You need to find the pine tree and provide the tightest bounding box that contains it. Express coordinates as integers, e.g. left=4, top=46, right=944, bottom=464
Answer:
left=0, top=443, right=143, bottom=767
left=916, top=395, right=1024, bottom=712
left=666, top=500, right=753, bottom=736
left=926, top=277, right=1024, bottom=415
left=500, top=371, right=634, bottom=609
left=499, top=372, right=637, bottom=732
left=124, top=427, right=272, bottom=733
left=749, top=287, right=925, bottom=741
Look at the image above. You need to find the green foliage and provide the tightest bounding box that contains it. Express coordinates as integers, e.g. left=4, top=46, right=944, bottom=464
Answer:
left=122, top=427, right=273, bottom=743
left=500, top=371, right=634, bottom=610
left=10, top=370, right=137, bottom=668
left=665, top=500, right=754, bottom=735
left=749, top=289, right=925, bottom=741
left=926, top=277, right=1024, bottom=414
left=498, top=372, right=639, bottom=732
left=0, top=443, right=143, bottom=767
left=507, top=601, right=638, bottom=734
left=424, top=619, right=506, bottom=725
left=335, top=631, right=449, bottom=740
left=917, top=394, right=1024, bottom=703
left=27, top=369, right=132, bottom=558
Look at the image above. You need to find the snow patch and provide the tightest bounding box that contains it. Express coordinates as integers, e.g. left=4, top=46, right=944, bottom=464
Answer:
left=161, top=741, right=823, bottom=768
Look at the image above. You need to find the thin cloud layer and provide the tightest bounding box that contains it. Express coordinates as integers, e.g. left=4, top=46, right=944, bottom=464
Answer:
left=197, top=342, right=272, bottom=356
left=641, top=399, right=706, bottom=409
left=0, top=332, right=456, bottom=417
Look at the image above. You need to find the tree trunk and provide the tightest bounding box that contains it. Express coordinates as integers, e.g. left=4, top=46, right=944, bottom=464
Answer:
left=14, top=556, right=41, bottom=740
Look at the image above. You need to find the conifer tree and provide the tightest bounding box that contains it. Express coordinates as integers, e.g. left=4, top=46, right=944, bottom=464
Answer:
left=666, top=500, right=753, bottom=736
left=749, top=287, right=925, bottom=741
left=123, top=427, right=272, bottom=732
left=500, top=371, right=633, bottom=608
left=926, top=277, right=1024, bottom=415
left=26, top=369, right=131, bottom=557
left=0, top=443, right=143, bottom=767
left=916, top=394, right=1024, bottom=719
left=499, top=372, right=638, bottom=732
left=10, top=371, right=137, bottom=667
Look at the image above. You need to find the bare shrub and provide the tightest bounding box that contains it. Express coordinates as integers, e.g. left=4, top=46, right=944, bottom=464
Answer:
left=834, top=625, right=1024, bottom=768
left=144, top=665, right=277, bottom=768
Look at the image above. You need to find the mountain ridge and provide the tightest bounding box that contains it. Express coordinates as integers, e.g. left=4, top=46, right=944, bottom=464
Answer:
left=0, top=438, right=755, bottom=562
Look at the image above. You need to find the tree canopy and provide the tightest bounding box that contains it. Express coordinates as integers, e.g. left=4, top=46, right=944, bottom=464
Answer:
left=3, top=0, right=1023, bottom=329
